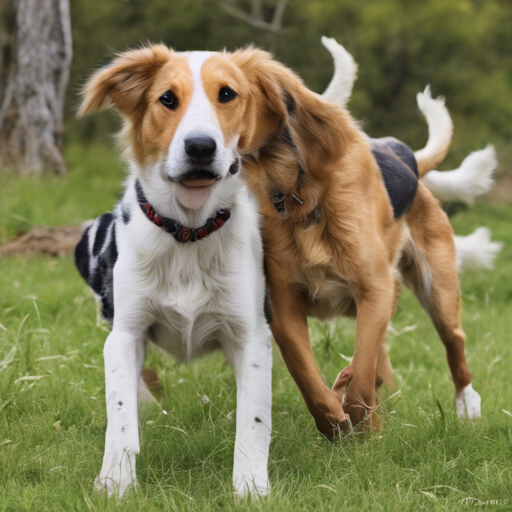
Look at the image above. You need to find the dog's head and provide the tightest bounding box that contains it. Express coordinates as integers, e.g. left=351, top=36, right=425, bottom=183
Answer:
left=79, top=45, right=349, bottom=217
left=230, top=47, right=353, bottom=223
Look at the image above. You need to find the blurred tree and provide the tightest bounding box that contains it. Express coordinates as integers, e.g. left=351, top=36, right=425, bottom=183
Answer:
left=0, top=0, right=72, bottom=175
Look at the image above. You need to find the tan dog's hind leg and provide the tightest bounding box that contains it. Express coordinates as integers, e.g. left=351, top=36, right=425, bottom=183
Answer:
left=375, top=278, right=401, bottom=392
left=266, top=258, right=350, bottom=438
left=402, top=184, right=481, bottom=419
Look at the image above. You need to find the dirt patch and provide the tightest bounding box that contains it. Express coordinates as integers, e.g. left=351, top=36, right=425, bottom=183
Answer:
left=0, top=225, right=86, bottom=258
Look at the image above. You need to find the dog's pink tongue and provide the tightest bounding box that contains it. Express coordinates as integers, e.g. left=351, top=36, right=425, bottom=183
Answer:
left=181, top=178, right=216, bottom=187
left=175, top=183, right=211, bottom=209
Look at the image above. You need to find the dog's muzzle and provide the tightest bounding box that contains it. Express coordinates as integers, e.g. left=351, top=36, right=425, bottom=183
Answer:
left=169, top=170, right=221, bottom=183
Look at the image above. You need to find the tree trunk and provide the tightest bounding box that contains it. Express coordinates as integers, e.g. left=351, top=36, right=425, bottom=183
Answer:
left=0, top=0, right=72, bottom=175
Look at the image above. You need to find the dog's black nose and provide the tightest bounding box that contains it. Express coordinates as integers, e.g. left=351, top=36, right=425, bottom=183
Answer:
left=184, top=136, right=217, bottom=161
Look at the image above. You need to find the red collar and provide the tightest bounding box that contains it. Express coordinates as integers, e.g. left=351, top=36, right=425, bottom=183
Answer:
left=135, top=180, right=230, bottom=243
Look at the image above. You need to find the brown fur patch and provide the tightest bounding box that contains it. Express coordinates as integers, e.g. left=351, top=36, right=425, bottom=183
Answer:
left=142, top=368, right=163, bottom=397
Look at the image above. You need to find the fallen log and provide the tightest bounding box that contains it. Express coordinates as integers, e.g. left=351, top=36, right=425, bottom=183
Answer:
left=0, top=225, right=85, bottom=258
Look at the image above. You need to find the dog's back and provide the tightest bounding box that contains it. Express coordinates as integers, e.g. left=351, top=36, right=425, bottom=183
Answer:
left=371, top=137, right=419, bottom=219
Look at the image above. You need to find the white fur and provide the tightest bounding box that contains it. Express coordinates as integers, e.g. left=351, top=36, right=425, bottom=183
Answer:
left=414, top=85, right=453, bottom=168
left=456, top=383, right=481, bottom=419
left=321, top=36, right=358, bottom=107
left=421, top=145, right=497, bottom=204
left=96, top=52, right=272, bottom=498
left=454, top=227, right=503, bottom=273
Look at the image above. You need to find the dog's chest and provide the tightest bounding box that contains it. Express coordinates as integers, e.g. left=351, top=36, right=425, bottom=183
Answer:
left=308, top=278, right=357, bottom=320
left=141, top=249, right=248, bottom=362
left=150, top=287, right=223, bottom=361
left=292, top=266, right=356, bottom=320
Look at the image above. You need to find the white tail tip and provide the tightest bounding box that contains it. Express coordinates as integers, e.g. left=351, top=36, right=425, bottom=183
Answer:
left=422, top=145, right=497, bottom=204
left=414, top=85, right=453, bottom=176
left=454, top=227, right=503, bottom=273
left=321, top=36, right=358, bottom=107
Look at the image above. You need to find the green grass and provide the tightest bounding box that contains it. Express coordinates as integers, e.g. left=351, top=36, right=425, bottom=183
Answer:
left=0, top=143, right=124, bottom=244
left=0, top=144, right=511, bottom=511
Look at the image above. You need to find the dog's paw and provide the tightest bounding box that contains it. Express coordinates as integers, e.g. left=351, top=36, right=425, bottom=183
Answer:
left=342, top=385, right=381, bottom=433
left=343, top=401, right=381, bottom=433
left=233, top=476, right=270, bottom=498
left=95, top=443, right=139, bottom=497
left=456, top=383, right=481, bottom=420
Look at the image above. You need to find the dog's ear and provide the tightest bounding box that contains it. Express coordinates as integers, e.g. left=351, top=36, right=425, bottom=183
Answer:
left=287, top=83, right=351, bottom=172
left=78, top=45, right=171, bottom=118
left=231, top=48, right=290, bottom=154
left=232, top=48, right=349, bottom=168
left=276, top=86, right=352, bottom=221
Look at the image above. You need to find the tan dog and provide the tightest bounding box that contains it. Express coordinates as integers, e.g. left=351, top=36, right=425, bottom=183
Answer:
left=236, top=49, right=481, bottom=437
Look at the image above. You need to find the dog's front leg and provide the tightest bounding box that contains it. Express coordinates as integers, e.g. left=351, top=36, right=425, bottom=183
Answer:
left=95, top=328, right=146, bottom=497
left=341, top=284, right=396, bottom=430
left=230, top=329, right=273, bottom=497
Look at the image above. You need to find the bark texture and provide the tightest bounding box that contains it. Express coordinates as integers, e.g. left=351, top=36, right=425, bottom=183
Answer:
left=0, top=0, right=72, bottom=174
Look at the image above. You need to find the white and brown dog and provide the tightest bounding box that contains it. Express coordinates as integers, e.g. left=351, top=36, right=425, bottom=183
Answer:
left=75, top=48, right=274, bottom=497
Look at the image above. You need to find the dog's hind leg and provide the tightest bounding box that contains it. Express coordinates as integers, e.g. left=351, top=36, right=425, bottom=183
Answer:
left=376, top=277, right=401, bottom=392
left=376, top=343, right=395, bottom=391
left=402, top=183, right=481, bottom=419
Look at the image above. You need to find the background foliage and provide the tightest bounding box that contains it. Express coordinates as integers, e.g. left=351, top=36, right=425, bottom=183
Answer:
left=62, top=0, right=512, bottom=172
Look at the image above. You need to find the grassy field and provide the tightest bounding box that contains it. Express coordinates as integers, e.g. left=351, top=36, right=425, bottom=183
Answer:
left=0, top=144, right=511, bottom=511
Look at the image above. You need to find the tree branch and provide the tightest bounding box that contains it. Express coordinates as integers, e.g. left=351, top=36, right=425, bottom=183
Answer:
left=270, top=0, right=288, bottom=31
left=221, top=0, right=288, bottom=33
left=251, top=0, right=263, bottom=20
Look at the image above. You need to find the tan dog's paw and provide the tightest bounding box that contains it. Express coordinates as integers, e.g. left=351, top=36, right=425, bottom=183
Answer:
left=456, top=383, right=481, bottom=420
left=342, top=377, right=381, bottom=432
left=343, top=400, right=381, bottom=432
left=312, top=391, right=352, bottom=439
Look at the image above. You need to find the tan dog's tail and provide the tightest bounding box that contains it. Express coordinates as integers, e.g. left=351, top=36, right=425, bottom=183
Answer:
left=414, top=85, right=453, bottom=178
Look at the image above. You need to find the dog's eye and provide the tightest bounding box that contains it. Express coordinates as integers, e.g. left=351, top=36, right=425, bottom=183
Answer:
left=218, top=87, right=237, bottom=103
left=159, top=90, right=177, bottom=110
